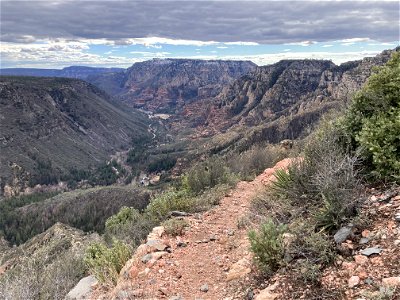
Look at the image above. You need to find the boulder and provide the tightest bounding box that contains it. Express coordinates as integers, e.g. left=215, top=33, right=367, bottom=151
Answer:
left=65, top=275, right=97, bottom=300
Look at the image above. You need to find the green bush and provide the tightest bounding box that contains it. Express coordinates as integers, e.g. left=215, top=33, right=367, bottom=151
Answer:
left=145, top=190, right=193, bottom=221
left=226, top=145, right=285, bottom=180
left=343, top=51, right=400, bottom=181
left=356, top=107, right=400, bottom=180
left=84, top=240, right=131, bottom=286
left=270, top=121, right=359, bottom=232
left=182, top=156, right=235, bottom=195
left=162, top=218, right=189, bottom=236
left=104, top=207, right=156, bottom=246
left=248, top=219, right=286, bottom=273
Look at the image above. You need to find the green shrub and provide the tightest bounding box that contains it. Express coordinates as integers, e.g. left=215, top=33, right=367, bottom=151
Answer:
left=226, top=145, right=285, bottom=180
left=356, top=107, right=400, bottom=180
left=105, top=206, right=142, bottom=231
left=145, top=190, right=193, bottom=221
left=104, top=207, right=156, bottom=246
left=162, top=218, right=189, bottom=236
left=84, top=240, right=131, bottom=286
left=342, top=51, right=400, bottom=181
left=248, top=219, right=286, bottom=273
left=270, top=121, right=359, bottom=232
left=182, top=156, right=234, bottom=195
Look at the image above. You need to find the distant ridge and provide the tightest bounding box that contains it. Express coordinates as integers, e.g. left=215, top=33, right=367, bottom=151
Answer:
left=0, top=66, right=124, bottom=80
left=87, top=59, right=257, bottom=113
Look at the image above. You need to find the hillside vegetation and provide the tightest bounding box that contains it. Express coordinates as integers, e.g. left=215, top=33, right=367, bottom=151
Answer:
left=0, top=76, right=153, bottom=192
left=0, top=186, right=150, bottom=245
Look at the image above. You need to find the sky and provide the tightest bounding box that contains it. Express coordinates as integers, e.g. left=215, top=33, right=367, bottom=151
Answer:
left=0, top=0, right=399, bottom=69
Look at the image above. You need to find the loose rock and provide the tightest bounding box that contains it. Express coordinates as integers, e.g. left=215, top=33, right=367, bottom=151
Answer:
left=360, top=247, right=382, bottom=256
left=334, top=225, right=354, bottom=244
left=200, top=284, right=209, bottom=292
left=348, top=275, right=360, bottom=288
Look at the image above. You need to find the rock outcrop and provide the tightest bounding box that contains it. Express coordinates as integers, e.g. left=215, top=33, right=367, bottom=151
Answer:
left=88, top=59, right=256, bottom=113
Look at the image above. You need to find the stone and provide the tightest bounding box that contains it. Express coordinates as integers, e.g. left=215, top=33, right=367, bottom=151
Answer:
left=354, top=255, right=368, bottom=265
left=359, top=237, right=369, bottom=244
left=361, top=230, right=371, bottom=238
left=147, top=226, right=165, bottom=240
left=138, top=268, right=150, bottom=277
left=65, top=275, right=97, bottom=300
left=170, top=211, right=189, bottom=217
left=227, top=229, right=235, bottom=236
left=159, top=287, right=169, bottom=296
left=169, top=296, right=183, bottom=300
left=209, top=235, right=217, bottom=241
left=129, top=266, right=139, bottom=279
left=348, top=276, right=360, bottom=288
left=152, top=251, right=168, bottom=260
left=226, top=258, right=251, bottom=281
left=200, top=284, right=209, bottom=292
left=177, top=241, right=187, bottom=247
left=334, top=225, right=353, bottom=244
left=360, top=247, right=382, bottom=256
left=382, top=277, right=400, bottom=287
left=146, top=239, right=168, bottom=251
left=142, top=254, right=153, bottom=263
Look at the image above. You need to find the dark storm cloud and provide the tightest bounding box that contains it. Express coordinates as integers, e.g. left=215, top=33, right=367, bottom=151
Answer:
left=1, top=1, right=398, bottom=44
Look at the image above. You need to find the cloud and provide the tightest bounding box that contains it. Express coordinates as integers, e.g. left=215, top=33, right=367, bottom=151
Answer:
left=1, top=1, right=398, bottom=45
left=224, top=42, right=259, bottom=46
left=206, top=50, right=385, bottom=66
left=285, top=40, right=315, bottom=46
left=322, top=44, right=334, bottom=48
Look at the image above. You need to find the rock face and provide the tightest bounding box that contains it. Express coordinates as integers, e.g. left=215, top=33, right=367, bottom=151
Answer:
left=175, top=48, right=397, bottom=144
left=88, top=59, right=256, bottom=113
left=216, top=49, right=395, bottom=127
left=0, top=76, right=152, bottom=188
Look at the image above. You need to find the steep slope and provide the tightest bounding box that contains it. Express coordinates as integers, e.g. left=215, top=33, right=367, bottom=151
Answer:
left=169, top=49, right=396, bottom=148
left=0, top=66, right=124, bottom=80
left=0, top=222, right=100, bottom=300
left=0, top=76, right=152, bottom=190
left=216, top=49, right=395, bottom=127
left=0, top=186, right=150, bottom=245
left=88, top=59, right=256, bottom=113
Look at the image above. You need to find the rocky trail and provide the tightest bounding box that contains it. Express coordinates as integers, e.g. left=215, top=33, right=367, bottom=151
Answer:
left=86, top=157, right=400, bottom=300
left=91, top=158, right=293, bottom=300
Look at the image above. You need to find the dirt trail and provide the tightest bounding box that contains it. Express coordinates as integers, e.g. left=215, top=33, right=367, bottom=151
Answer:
left=96, top=158, right=293, bottom=300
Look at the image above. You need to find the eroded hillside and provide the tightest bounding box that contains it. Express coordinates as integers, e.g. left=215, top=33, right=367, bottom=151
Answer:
left=0, top=76, right=153, bottom=192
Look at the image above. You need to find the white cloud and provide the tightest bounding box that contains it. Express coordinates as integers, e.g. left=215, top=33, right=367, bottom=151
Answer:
left=217, top=46, right=228, bottom=49
left=340, top=37, right=371, bottom=43
left=322, top=44, right=333, bottom=48
left=224, top=42, right=259, bottom=46
left=130, top=51, right=170, bottom=57
left=285, top=40, right=315, bottom=46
